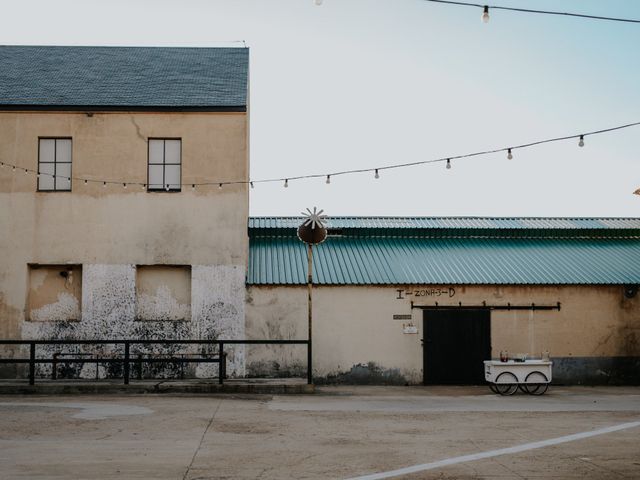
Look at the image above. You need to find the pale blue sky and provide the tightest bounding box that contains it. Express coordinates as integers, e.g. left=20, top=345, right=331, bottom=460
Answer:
left=4, top=0, right=640, bottom=217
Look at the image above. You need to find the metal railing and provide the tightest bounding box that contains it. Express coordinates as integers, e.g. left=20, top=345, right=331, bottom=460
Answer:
left=0, top=339, right=311, bottom=385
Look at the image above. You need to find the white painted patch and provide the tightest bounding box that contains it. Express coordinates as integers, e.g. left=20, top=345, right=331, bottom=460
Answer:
left=29, top=292, right=80, bottom=322
left=0, top=402, right=152, bottom=420
left=345, top=421, right=640, bottom=480
left=21, top=264, right=247, bottom=379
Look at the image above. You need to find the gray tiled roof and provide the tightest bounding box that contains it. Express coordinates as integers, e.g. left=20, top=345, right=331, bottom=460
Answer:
left=0, top=46, right=248, bottom=110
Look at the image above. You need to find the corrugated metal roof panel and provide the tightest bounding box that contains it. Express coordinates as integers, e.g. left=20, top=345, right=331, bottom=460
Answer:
left=249, top=216, right=640, bottom=231
left=247, top=236, right=640, bottom=285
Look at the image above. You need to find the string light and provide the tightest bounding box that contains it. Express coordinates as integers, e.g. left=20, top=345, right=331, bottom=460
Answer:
left=142, top=184, right=146, bottom=190
left=424, top=0, right=640, bottom=24
left=23, top=168, right=28, bottom=174
left=481, top=5, right=489, bottom=23
left=0, top=121, right=638, bottom=190
left=191, top=184, right=195, bottom=191
left=123, top=183, right=127, bottom=189
left=326, top=175, right=331, bottom=184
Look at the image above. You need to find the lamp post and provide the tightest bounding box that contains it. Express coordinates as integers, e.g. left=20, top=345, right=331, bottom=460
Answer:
left=297, top=207, right=327, bottom=385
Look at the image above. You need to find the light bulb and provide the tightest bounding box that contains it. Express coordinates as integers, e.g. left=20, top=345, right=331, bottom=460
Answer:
left=24, top=168, right=28, bottom=174
left=103, top=182, right=107, bottom=188
left=37, top=173, right=40, bottom=178
left=481, top=5, right=490, bottom=23
left=326, top=175, right=331, bottom=184
left=191, top=184, right=195, bottom=191
left=578, top=135, right=584, bottom=147
left=507, top=148, right=513, bottom=160
left=165, top=185, right=170, bottom=191
left=123, top=183, right=127, bottom=189
left=250, top=182, right=254, bottom=189
left=218, top=183, right=223, bottom=190
left=284, top=179, right=289, bottom=188
left=84, top=179, right=88, bottom=185
left=374, top=169, right=379, bottom=179
left=446, top=159, right=451, bottom=170
left=12, top=166, right=15, bottom=171
left=142, top=184, right=146, bottom=190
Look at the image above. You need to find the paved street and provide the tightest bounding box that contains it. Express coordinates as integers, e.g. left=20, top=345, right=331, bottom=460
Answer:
left=0, top=386, right=639, bottom=479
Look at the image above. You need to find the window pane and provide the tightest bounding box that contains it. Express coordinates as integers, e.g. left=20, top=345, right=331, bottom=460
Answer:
left=38, top=163, right=55, bottom=190
left=148, top=164, right=164, bottom=189
left=39, top=139, right=55, bottom=163
left=165, top=164, right=181, bottom=189
left=149, top=140, right=164, bottom=164
left=164, top=140, right=181, bottom=164
left=55, top=163, right=72, bottom=190
left=55, top=139, right=72, bottom=163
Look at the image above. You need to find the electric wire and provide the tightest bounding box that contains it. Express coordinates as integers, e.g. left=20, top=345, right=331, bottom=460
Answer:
left=1, top=121, right=639, bottom=188
left=423, top=0, right=640, bottom=24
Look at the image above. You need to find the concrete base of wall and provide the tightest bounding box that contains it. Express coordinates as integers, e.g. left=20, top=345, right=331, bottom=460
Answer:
left=552, top=357, right=640, bottom=385
left=0, top=379, right=314, bottom=395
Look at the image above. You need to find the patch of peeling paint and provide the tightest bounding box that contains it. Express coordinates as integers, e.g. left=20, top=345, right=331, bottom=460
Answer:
left=29, top=292, right=80, bottom=322
left=136, top=285, right=190, bottom=321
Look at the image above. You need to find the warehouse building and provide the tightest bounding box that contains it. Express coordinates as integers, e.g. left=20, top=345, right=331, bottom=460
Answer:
left=246, top=217, right=640, bottom=385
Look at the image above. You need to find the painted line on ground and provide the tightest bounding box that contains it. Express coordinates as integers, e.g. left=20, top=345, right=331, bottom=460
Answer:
left=345, top=420, right=640, bottom=480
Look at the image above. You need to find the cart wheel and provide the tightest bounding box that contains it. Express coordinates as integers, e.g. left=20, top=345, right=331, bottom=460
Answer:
left=524, top=371, right=549, bottom=395
left=489, top=383, right=499, bottom=394
left=494, top=372, right=518, bottom=396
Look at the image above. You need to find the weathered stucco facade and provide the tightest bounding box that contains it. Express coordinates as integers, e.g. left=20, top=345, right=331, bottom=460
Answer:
left=0, top=109, right=249, bottom=377
left=246, top=284, right=640, bottom=384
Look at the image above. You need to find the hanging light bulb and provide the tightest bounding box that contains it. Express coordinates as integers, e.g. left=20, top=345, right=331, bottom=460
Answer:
left=123, top=183, right=127, bottom=189
left=446, top=159, right=451, bottom=170
left=326, top=175, right=331, bottom=184
left=24, top=168, right=28, bottom=174
left=507, top=148, right=513, bottom=160
left=37, top=172, right=41, bottom=178
left=218, top=183, right=223, bottom=190
left=165, top=184, right=170, bottom=191
left=284, top=179, right=289, bottom=188
left=142, top=183, right=146, bottom=190
left=481, top=5, right=490, bottom=23
left=12, top=166, right=16, bottom=172
left=84, top=179, right=88, bottom=185
left=374, top=169, right=380, bottom=179
left=250, top=182, right=254, bottom=189
left=103, top=181, right=107, bottom=188
left=578, top=135, right=585, bottom=147
left=191, top=184, right=195, bottom=191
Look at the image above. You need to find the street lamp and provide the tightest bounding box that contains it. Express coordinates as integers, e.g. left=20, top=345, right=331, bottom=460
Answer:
left=297, top=207, right=327, bottom=384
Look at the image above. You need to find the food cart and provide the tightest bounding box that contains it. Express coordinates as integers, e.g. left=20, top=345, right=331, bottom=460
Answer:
left=484, top=359, right=552, bottom=395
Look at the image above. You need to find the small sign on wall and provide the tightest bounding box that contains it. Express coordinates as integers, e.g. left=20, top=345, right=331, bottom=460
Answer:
left=402, top=323, right=418, bottom=334
left=393, top=314, right=412, bottom=320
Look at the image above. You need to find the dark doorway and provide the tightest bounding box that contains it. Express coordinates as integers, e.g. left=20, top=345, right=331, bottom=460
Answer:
left=423, top=309, right=491, bottom=385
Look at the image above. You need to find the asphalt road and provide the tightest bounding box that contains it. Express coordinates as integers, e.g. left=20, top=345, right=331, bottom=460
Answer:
left=0, top=386, right=639, bottom=479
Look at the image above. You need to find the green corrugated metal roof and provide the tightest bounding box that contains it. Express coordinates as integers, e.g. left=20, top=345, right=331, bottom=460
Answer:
left=247, top=217, right=640, bottom=285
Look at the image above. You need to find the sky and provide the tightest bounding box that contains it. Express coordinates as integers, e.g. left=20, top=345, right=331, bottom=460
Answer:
left=3, top=0, right=640, bottom=217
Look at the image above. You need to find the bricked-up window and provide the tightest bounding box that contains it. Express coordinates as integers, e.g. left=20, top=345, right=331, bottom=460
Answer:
left=148, top=139, right=181, bottom=191
left=38, top=138, right=72, bottom=191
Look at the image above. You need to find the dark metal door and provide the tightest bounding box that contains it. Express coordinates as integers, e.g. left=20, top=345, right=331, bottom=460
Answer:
left=423, top=309, right=491, bottom=385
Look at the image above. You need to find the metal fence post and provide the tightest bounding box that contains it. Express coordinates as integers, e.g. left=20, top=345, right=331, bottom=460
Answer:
left=124, top=341, right=130, bottom=385
left=218, top=342, right=224, bottom=385
left=29, top=342, right=36, bottom=385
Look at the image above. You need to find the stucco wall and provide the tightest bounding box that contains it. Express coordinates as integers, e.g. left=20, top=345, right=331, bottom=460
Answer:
left=0, top=111, right=248, bottom=377
left=246, top=284, right=640, bottom=384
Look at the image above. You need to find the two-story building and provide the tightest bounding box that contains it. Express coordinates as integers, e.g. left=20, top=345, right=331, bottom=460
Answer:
left=0, top=46, right=249, bottom=377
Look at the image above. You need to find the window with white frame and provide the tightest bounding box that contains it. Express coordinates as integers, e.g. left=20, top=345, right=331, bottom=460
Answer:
left=148, top=139, right=181, bottom=191
left=38, top=138, right=72, bottom=191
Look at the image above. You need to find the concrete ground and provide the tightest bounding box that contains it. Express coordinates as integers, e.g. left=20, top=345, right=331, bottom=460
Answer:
left=0, top=386, right=639, bottom=479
